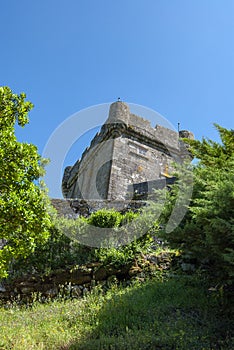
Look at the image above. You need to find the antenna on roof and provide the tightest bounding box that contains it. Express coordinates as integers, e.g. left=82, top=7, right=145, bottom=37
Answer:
left=177, top=122, right=180, bottom=133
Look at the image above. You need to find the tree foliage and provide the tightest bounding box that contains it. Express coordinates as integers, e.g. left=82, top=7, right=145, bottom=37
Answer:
left=0, top=87, right=51, bottom=278
left=160, top=124, right=234, bottom=287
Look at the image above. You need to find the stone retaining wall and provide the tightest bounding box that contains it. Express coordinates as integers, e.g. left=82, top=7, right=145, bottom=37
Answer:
left=51, top=198, right=147, bottom=218
left=0, top=252, right=173, bottom=302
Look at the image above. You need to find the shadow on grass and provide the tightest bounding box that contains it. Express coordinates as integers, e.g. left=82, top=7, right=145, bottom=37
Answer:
left=67, top=276, right=233, bottom=350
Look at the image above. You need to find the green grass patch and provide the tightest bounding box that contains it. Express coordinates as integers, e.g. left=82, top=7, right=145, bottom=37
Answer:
left=0, top=275, right=232, bottom=349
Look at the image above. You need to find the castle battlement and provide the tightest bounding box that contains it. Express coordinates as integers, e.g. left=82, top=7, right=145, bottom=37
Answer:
left=62, top=102, right=193, bottom=201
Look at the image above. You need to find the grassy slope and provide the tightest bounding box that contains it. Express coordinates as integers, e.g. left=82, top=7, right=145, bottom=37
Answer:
left=0, top=275, right=232, bottom=350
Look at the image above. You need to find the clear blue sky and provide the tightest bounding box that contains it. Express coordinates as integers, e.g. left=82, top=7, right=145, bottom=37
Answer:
left=1, top=0, right=234, bottom=197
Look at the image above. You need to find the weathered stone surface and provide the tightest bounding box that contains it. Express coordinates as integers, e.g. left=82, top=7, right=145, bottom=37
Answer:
left=62, top=101, right=194, bottom=203
left=0, top=283, right=6, bottom=292
left=71, top=285, right=82, bottom=297
left=0, top=251, right=176, bottom=302
left=50, top=199, right=77, bottom=218
left=69, top=269, right=92, bottom=285
left=93, top=266, right=108, bottom=281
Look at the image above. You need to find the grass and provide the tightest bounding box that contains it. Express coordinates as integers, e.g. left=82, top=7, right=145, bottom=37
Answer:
left=0, top=292, right=98, bottom=349
left=0, top=274, right=232, bottom=350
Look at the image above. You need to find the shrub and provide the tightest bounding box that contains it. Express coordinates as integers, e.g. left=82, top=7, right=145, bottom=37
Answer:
left=88, top=209, right=122, bottom=228
left=159, top=125, right=234, bottom=294
left=120, top=211, right=138, bottom=226
left=9, top=219, right=95, bottom=277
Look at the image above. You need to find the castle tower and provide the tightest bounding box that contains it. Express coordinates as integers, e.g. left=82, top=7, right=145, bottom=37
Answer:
left=62, top=102, right=193, bottom=203
left=107, top=100, right=130, bottom=125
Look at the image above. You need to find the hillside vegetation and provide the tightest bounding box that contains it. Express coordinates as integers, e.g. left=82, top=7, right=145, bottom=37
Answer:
left=0, top=88, right=233, bottom=349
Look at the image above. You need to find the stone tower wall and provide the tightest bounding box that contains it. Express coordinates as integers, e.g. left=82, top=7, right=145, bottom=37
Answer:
left=62, top=101, right=194, bottom=202
left=107, top=100, right=130, bottom=124
left=108, top=135, right=175, bottom=200
left=64, top=138, right=114, bottom=200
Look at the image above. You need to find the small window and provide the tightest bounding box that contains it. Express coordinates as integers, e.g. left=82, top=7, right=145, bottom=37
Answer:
left=138, top=147, right=147, bottom=156
left=128, top=142, right=148, bottom=157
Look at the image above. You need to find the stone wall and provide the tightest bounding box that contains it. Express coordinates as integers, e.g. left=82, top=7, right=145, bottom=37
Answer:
left=68, top=138, right=114, bottom=200
left=0, top=251, right=174, bottom=302
left=62, top=101, right=194, bottom=202
left=50, top=199, right=77, bottom=218
left=108, top=134, right=175, bottom=200
left=51, top=198, right=146, bottom=218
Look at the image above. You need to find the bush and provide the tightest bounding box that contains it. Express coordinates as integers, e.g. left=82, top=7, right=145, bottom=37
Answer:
left=88, top=209, right=122, bottom=228
left=120, top=211, right=138, bottom=226
left=94, top=233, right=154, bottom=268
left=159, top=125, right=234, bottom=296
left=8, top=209, right=155, bottom=278
left=9, top=219, right=95, bottom=277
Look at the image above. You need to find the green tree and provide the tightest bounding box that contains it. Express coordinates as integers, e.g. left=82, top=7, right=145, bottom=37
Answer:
left=160, top=125, right=234, bottom=287
left=0, top=86, right=51, bottom=278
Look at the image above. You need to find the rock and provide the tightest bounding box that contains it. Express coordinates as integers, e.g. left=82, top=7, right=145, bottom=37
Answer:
left=0, top=254, right=166, bottom=302
left=21, top=287, right=34, bottom=294
left=94, top=266, right=108, bottom=281
left=0, top=284, right=6, bottom=292
left=70, top=269, right=92, bottom=285
left=44, top=288, right=58, bottom=298
left=71, top=285, right=82, bottom=298
left=86, top=262, right=101, bottom=268
left=83, top=287, right=88, bottom=296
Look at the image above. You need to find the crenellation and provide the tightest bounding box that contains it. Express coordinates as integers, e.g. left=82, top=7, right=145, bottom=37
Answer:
left=62, top=101, right=194, bottom=204
left=129, top=113, right=151, bottom=130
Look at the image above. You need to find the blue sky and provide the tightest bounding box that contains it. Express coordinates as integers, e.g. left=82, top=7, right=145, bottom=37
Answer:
left=1, top=0, right=234, bottom=198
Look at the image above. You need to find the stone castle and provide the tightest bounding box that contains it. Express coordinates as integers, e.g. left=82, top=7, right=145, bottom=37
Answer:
left=62, top=101, right=193, bottom=214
